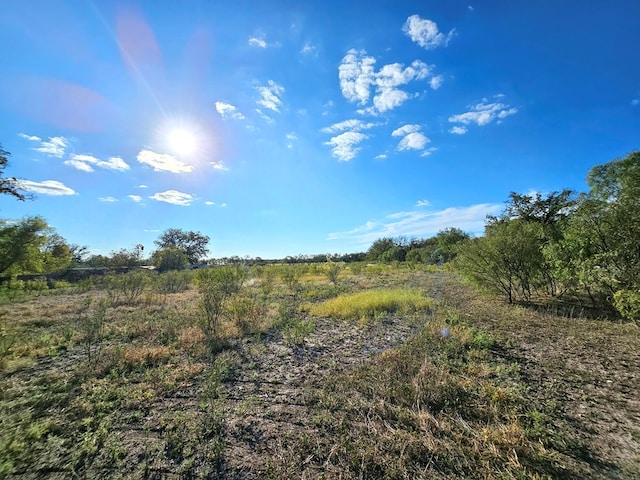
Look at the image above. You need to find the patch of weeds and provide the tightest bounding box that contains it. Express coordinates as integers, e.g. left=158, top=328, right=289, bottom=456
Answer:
left=78, top=297, right=109, bottom=369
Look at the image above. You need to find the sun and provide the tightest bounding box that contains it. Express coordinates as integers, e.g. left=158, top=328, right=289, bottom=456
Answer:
left=168, top=129, right=197, bottom=155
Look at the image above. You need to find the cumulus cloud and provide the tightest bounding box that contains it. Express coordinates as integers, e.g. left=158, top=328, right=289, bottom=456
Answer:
left=99, top=196, right=118, bottom=202
left=19, top=134, right=69, bottom=158
left=150, top=190, right=194, bottom=206
left=429, top=75, right=443, bottom=90
left=402, top=15, right=455, bottom=49
left=137, top=150, right=194, bottom=173
left=448, top=97, right=518, bottom=129
left=215, top=101, right=245, bottom=120
left=18, top=179, right=76, bottom=196
left=449, top=126, right=468, bottom=135
left=338, top=50, right=435, bottom=114
left=128, top=195, right=142, bottom=202
left=256, top=80, right=285, bottom=113
left=338, top=49, right=376, bottom=104
left=64, top=154, right=130, bottom=172
left=248, top=36, right=267, bottom=48
left=328, top=203, right=501, bottom=245
left=392, top=124, right=431, bottom=153
left=391, top=124, right=421, bottom=137
left=325, top=132, right=368, bottom=162
left=322, top=119, right=378, bottom=134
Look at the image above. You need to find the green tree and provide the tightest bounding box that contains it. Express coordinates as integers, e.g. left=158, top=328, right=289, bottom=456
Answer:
left=152, top=247, right=189, bottom=272
left=366, top=237, right=396, bottom=261
left=0, top=217, right=71, bottom=276
left=154, top=229, right=210, bottom=265
left=0, top=145, right=29, bottom=201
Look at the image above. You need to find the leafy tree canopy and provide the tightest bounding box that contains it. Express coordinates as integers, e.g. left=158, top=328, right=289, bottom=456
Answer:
left=154, top=229, right=210, bottom=265
left=0, top=144, right=30, bottom=201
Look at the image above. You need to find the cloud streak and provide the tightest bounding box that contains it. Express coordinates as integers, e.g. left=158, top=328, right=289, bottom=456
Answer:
left=18, top=179, right=76, bottom=196
left=19, top=134, right=69, bottom=158
left=449, top=97, right=518, bottom=132
left=256, top=80, right=285, bottom=112
left=65, top=154, right=130, bottom=172
left=328, top=203, right=502, bottom=245
left=150, top=190, right=194, bottom=206
left=137, top=150, right=194, bottom=173
left=215, top=101, right=245, bottom=120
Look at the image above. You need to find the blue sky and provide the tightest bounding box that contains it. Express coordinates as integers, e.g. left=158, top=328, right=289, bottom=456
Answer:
left=1, top=1, right=639, bottom=259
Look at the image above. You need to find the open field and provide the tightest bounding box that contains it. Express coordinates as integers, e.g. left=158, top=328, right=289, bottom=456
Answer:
left=1, top=265, right=638, bottom=479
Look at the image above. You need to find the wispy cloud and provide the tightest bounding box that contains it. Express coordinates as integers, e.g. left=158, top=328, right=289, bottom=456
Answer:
left=99, top=196, right=118, bottom=202
left=449, top=97, right=518, bottom=130
left=325, top=132, right=368, bottom=162
left=339, top=50, right=435, bottom=114
left=19, top=134, right=69, bottom=158
left=248, top=35, right=267, bottom=48
left=18, top=179, right=76, bottom=196
left=322, top=119, right=379, bottom=134
left=128, top=195, right=142, bottom=202
left=449, top=126, right=468, bottom=135
left=137, top=150, right=194, bottom=173
left=150, top=190, right=194, bottom=206
left=64, top=154, right=130, bottom=172
left=416, top=199, right=431, bottom=207
left=210, top=161, right=229, bottom=171
left=137, top=184, right=148, bottom=189
left=328, top=203, right=501, bottom=245
left=256, top=80, right=285, bottom=113
left=301, top=42, right=316, bottom=55
left=402, top=15, right=455, bottom=50
left=632, top=98, right=639, bottom=106
left=215, top=101, right=245, bottom=120
left=286, top=132, right=297, bottom=149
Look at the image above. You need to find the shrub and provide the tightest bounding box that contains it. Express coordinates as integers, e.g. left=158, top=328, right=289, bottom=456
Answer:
left=155, top=270, right=192, bottom=295
left=613, top=289, right=640, bottom=324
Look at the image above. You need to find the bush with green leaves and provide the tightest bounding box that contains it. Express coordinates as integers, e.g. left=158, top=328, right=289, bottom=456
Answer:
left=106, top=271, right=150, bottom=305
left=155, top=270, right=192, bottom=295
left=197, top=266, right=247, bottom=337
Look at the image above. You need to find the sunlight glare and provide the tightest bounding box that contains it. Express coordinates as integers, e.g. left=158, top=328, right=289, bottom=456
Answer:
left=168, top=129, right=197, bottom=155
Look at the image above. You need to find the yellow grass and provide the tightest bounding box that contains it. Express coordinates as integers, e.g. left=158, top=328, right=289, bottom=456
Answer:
left=308, top=288, right=432, bottom=321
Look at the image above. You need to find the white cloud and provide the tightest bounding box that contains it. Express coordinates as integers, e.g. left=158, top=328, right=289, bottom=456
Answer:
left=286, top=132, right=298, bottom=149
left=375, top=153, right=387, bottom=160
left=128, top=195, right=142, bottom=202
left=325, top=132, right=368, bottom=162
left=248, top=36, right=267, bottom=48
left=339, top=49, right=376, bottom=104
left=99, top=196, right=118, bottom=202
left=215, top=101, right=245, bottom=120
left=20, top=134, right=69, bottom=158
left=429, top=75, right=443, bottom=90
left=416, top=199, right=431, bottom=207
left=449, top=126, right=468, bottom=135
left=64, top=154, right=130, bottom=172
left=301, top=42, right=316, bottom=55
left=205, top=201, right=215, bottom=205
left=211, top=161, right=229, bottom=171
left=402, top=15, right=455, bottom=50
left=18, top=133, right=41, bottom=142
left=339, top=50, right=435, bottom=114
left=373, top=89, right=410, bottom=113
left=18, top=179, right=76, bottom=196
left=398, top=132, right=430, bottom=151
left=391, top=124, right=421, bottom=137
left=256, top=80, right=285, bottom=113
left=137, top=184, right=148, bottom=188
left=137, top=149, right=194, bottom=173
left=150, top=190, right=194, bottom=206
left=322, top=119, right=378, bottom=134
left=328, top=203, right=501, bottom=244
left=420, top=147, right=437, bottom=157
left=449, top=98, right=518, bottom=128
